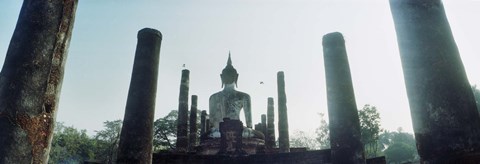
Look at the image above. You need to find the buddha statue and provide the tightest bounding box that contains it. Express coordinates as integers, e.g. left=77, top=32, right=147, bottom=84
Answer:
left=208, top=53, right=261, bottom=139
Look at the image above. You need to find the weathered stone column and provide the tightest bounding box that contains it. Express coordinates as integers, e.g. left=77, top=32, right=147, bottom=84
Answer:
left=0, top=1, right=78, bottom=163
left=200, top=110, right=207, bottom=137
left=117, top=28, right=162, bottom=164
left=255, top=123, right=262, bottom=132
left=205, top=119, right=211, bottom=134
left=323, top=32, right=365, bottom=164
left=266, top=97, right=276, bottom=149
left=218, top=118, right=246, bottom=156
left=189, top=95, right=198, bottom=151
left=176, top=69, right=190, bottom=153
left=277, top=71, right=290, bottom=153
left=390, top=0, right=480, bottom=162
left=261, top=114, right=267, bottom=138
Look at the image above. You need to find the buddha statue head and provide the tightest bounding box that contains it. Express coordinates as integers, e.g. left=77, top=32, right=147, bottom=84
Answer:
left=221, top=53, right=238, bottom=88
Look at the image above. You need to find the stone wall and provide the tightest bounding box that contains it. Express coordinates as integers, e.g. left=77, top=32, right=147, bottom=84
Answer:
left=153, top=150, right=387, bottom=164
left=153, top=149, right=331, bottom=164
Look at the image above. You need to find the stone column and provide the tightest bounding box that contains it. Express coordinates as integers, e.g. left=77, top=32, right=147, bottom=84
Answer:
left=176, top=69, right=190, bottom=153
left=323, top=32, right=365, bottom=164
left=277, top=71, right=290, bottom=153
left=261, top=114, right=267, bottom=138
left=255, top=123, right=262, bottom=132
left=218, top=118, right=247, bottom=156
left=390, top=0, right=480, bottom=162
left=200, top=110, right=207, bottom=137
left=189, top=95, right=198, bottom=151
left=0, top=1, right=77, bottom=163
left=206, top=119, right=211, bottom=133
left=117, top=28, right=162, bottom=164
left=266, top=97, right=276, bottom=149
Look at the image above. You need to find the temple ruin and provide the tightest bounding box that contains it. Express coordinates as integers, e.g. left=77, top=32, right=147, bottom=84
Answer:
left=154, top=55, right=335, bottom=163
left=153, top=54, right=386, bottom=164
left=2, top=0, right=480, bottom=163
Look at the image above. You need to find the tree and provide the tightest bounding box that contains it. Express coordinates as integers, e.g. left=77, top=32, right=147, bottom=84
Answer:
left=315, top=105, right=383, bottom=155
left=471, top=85, right=480, bottom=115
left=384, top=142, right=416, bottom=163
left=379, top=128, right=418, bottom=163
left=94, top=120, right=122, bottom=164
left=153, top=110, right=202, bottom=152
left=290, top=130, right=320, bottom=150
left=49, top=122, right=96, bottom=164
left=153, top=110, right=178, bottom=151
left=48, top=120, right=125, bottom=164
left=315, top=113, right=330, bottom=149
left=358, top=104, right=382, bottom=158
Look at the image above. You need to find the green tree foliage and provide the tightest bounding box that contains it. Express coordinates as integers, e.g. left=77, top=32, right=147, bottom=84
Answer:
left=153, top=110, right=178, bottom=151
left=314, top=105, right=384, bottom=156
left=379, top=128, right=418, bottom=163
left=49, top=122, right=96, bottom=164
left=358, top=104, right=382, bottom=158
left=315, top=113, right=330, bottom=149
left=94, top=120, right=122, bottom=164
left=471, top=85, right=480, bottom=114
left=153, top=110, right=202, bottom=152
left=384, top=143, right=416, bottom=163
left=49, top=120, right=123, bottom=163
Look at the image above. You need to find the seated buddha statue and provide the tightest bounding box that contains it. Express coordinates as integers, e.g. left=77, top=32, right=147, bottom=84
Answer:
left=208, top=53, right=263, bottom=139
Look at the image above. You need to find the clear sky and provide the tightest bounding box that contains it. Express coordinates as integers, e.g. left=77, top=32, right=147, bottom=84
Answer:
left=1, top=0, right=479, bottom=136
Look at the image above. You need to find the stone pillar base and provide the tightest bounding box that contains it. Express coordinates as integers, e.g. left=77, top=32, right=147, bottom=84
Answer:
left=196, top=138, right=265, bottom=155
left=196, top=118, right=265, bottom=156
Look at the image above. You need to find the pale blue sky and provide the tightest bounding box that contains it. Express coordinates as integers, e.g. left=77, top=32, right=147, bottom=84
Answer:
left=1, top=0, right=479, bottom=136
